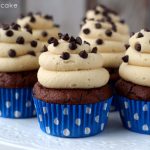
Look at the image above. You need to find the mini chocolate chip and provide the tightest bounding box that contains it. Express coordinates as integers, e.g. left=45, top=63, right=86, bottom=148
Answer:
left=102, top=11, right=108, bottom=16
left=47, top=37, right=55, bottom=44
left=125, top=44, right=130, bottom=50
left=69, top=42, right=77, bottom=50
left=105, top=29, right=112, bottom=37
left=8, top=49, right=16, bottom=57
left=91, top=47, right=97, bottom=53
left=106, top=16, right=112, bottom=22
left=135, top=43, right=141, bottom=51
left=12, top=23, right=20, bottom=30
left=6, top=30, right=14, bottom=37
left=42, top=31, right=48, bottom=37
left=96, top=39, right=103, bottom=45
left=69, top=36, right=76, bottom=43
left=16, top=36, right=25, bottom=44
left=44, top=15, right=53, bottom=20
left=54, top=24, right=60, bottom=28
left=83, top=28, right=90, bottom=34
left=24, top=24, right=31, bottom=29
left=79, top=50, right=88, bottom=59
left=120, top=20, right=125, bottom=24
left=26, top=28, right=32, bottom=34
left=41, top=45, right=48, bottom=52
left=84, top=41, right=90, bottom=45
left=2, top=24, right=9, bottom=30
left=76, top=37, right=82, bottom=45
left=53, top=39, right=59, bottom=47
left=27, top=51, right=36, bottom=56
left=122, top=55, right=129, bottom=63
left=62, top=34, right=69, bottom=41
left=30, top=16, right=36, bottom=22
left=95, top=10, right=100, bottom=15
left=112, top=24, right=117, bottom=32
left=58, top=33, right=63, bottom=39
left=60, top=52, right=70, bottom=60
left=31, top=40, right=37, bottom=47
left=136, top=32, right=144, bottom=38
left=95, top=23, right=101, bottom=29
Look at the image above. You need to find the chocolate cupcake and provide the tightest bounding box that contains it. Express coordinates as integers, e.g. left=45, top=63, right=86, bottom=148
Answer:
left=33, top=34, right=113, bottom=138
left=0, top=23, right=43, bottom=118
left=116, top=29, right=150, bottom=134
left=79, top=4, right=130, bottom=111
left=17, top=12, right=60, bottom=44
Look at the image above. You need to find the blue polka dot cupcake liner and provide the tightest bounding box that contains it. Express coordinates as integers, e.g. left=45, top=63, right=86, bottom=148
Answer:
left=33, top=97, right=112, bottom=138
left=0, top=87, right=36, bottom=118
left=118, top=96, right=150, bottom=135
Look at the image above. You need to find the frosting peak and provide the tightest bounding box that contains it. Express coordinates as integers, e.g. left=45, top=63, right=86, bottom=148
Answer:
left=38, top=33, right=110, bottom=89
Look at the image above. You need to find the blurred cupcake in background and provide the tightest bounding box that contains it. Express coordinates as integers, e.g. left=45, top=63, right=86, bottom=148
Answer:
left=116, top=29, right=150, bottom=135
left=17, top=12, right=60, bottom=45
left=79, top=4, right=130, bottom=111
left=0, top=23, right=44, bottom=118
left=33, top=33, right=113, bottom=138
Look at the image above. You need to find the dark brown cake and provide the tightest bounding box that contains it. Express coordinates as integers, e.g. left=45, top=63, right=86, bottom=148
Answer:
left=0, top=70, right=38, bottom=88
left=106, top=68, right=119, bottom=82
left=33, top=82, right=112, bottom=104
left=115, top=79, right=150, bottom=101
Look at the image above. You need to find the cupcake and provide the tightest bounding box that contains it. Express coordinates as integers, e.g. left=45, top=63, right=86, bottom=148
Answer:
left=0, top=23, right=43, bottom=118
left=79, top=5, right=130, bottom=111
left=116, top=29, right=150, bottom=134
left=33, top=34, right=113, bottom=138
left=17, top=12, right=60, bottom=44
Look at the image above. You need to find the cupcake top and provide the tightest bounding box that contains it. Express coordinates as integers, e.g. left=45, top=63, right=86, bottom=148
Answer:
left=80, top=5, right=130, bottom=68
left=38, top=33, right=110, bottom=89
left=17, top=12, right=60, bottom=42
left=0, top=23, right=44, bottom=72
left=120, top=29, right=150, bottom=87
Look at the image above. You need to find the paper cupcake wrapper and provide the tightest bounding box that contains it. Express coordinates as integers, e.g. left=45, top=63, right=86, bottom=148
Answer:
left=0, top=87, right=36, bottom=118
left=118, top=96, right=150, bottom=135
left=33, top=97, right=112, bottom=138
left=109, top=81, right=118, bottom=111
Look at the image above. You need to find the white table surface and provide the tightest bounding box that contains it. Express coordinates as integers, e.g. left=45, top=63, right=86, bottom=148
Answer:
left=0, top=112, right=149, bottom=150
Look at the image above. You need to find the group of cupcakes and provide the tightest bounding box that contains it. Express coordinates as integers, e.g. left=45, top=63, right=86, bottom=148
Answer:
left=0, top=4, right=149, bottom=138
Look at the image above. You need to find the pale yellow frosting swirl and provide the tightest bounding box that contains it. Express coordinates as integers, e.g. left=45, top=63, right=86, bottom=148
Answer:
left=17, top=14, right=60, bottom=43
left=0, top=24, right=44, bottom=72
left=38, top=35, right=110, bottom=89
left=119, top=29, right=150, bottom=87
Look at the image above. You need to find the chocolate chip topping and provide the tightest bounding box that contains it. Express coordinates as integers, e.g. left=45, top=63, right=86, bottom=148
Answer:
left=12, top=23, right=20, bottom=31
left=137, top=32, right=144, bottom=38
left=84, top=41, right=90, bottom=45
left=91, top=47, right=97, bottom=53
left=69, top=42, right=77, bottom=50
left=8, top=49, right=16, bottom=57
left=16, top=36, right=25, bottom=44
left=62, top=33, right=70, bottom=41
left=83, top=28, right=90, bottom=34
left=60, top=52, right=70, bottom=60
left=112, top=24, right=117, bottom=32
left=69, top=36, right=76, bottom=43
left=76, top=37, right=82, bottom=45
left=44, top=15, right=53, bottom=20
left=42, top=31, right=48, bottom=37
left=54, top=24, right=60, bottom=28
left=125, top=44, right=130, bottom=50
left=96, top=39, right=103, bottom=45
left=105, top=29, right=112, bottom=37
left=30, top=16, right=36, bottom=22
left=2, top=24, right=9, bottom=30
left=79, top=50, right=88, bottom=59
left=95, top=10, right=100, bottom=15
left=58, top=33, right=63, bottom=39
left=6, top=30, right=14, bottom=37
left=41, top=45, right=48, bottom=52
left=135, top=43, right=141, bottom=51
left=122, top=55, right=129, bottom=63
left=53, top=39, right=59, bottom=47
left=95, top=23, right=101, bottom=29
left=31, top=40, right=37, bottom=47
left=27, top=51, right=36, bottom=56
left=24, top=24, right=32, bottom=34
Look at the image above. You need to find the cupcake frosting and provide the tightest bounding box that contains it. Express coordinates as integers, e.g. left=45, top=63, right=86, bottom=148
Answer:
left=120, top=29, right=150, bottom=87
left=80, top=5, right=130, bottom=68
left=17, top=13, right=60, bottom=42
left=38, top=34, right=110, bottom=89
left=0, top=23, right=44, bottom=72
